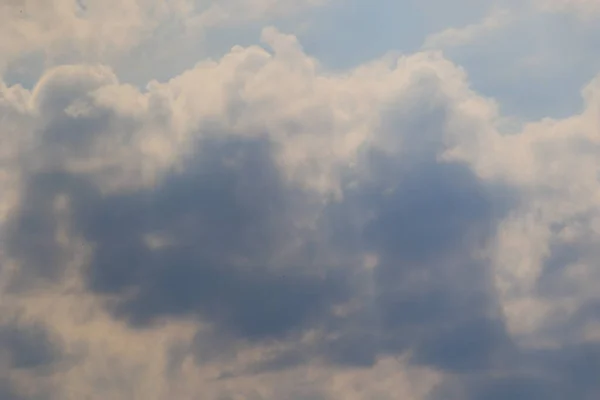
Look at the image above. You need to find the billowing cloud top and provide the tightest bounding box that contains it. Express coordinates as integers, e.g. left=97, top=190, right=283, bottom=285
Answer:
left=1, top=1, right=600, bottom=399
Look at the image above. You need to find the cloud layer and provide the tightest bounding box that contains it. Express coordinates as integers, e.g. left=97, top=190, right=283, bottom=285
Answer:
left=2, top=1, right=600, bottom=399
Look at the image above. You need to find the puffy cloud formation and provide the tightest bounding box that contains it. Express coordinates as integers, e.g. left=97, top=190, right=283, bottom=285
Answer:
left=1, top=1, right=600, bottom=399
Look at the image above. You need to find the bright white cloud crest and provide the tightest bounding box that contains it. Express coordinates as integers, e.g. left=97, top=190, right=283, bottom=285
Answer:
left=1, top=1, right=600, bottom=399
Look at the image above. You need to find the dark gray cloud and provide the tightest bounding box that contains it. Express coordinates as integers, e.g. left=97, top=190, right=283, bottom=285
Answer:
left=0, top=319, right=63, bottom=400
left=5, top=170, right=97, bottom=289
left=6, top=128, right=511, bottom=364
left=211, top=141, right=517, bottom=381
left=534, top=216, right=600, bottom=341
left=0, top=382, right=23, bottom=400
left=8, top=137, right=351, bottom=342
left=432, top=374, right=561, bottom=400
left=324, top=145, right=514, bottom=366
left=430, top=341, right=600, bottom=400
left=5, top=176, right=67, bottom=285
left=0, top=322, right=61, bottom=370
left=78, top=137, right=349, bottom=340
left=7, top=114, right=599, bottom=400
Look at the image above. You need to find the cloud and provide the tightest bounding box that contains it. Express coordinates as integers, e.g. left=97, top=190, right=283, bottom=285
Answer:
left=0, top=312, right=65, bottom=400
left=3, top=3, right=600, bottom=399
left=423, top=8, right=513, bottom=50
left=73, top=137, right=347, bottom=339
left=419, top=2, right=600, bottom=121
left=535, top=0, right=600, bottom=18
left=0, top=0, right=163, bottom=70
left=1, top=27, right=507, bottom=397
left=0, top=321, right=62, bottom=370
left=0, top=0, right=332, bottom=77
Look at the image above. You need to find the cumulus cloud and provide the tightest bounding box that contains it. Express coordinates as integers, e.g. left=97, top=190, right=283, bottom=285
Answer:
left=2, top=2, right=600, bottom=399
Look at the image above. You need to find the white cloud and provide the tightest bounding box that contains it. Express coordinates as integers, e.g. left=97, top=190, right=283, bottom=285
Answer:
left=423, top=7, right=514, bottom=50
left=4, top=27, right=498, bottom=196
left=0, top=0, right=165, bottom=70
left=0, top=0, right=332, bottom=77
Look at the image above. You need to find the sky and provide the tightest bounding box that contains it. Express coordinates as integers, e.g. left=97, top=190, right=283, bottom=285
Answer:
left=1, top=0, right=600, bottom=399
